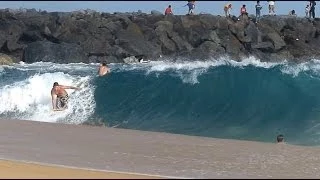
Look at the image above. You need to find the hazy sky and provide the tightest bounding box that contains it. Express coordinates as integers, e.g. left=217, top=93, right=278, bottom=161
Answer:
left=0, top=1, right=314, bottom=17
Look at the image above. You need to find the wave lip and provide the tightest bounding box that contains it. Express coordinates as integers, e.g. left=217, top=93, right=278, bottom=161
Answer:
left=111, top=56, right=286, bottom=84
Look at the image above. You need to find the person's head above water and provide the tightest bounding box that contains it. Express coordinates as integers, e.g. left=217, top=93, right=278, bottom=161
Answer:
left=101, top=62, right=107, bottom=66
left=53, top=82, right=59, bottom=87
left=277, top=134, right=284, bottom=143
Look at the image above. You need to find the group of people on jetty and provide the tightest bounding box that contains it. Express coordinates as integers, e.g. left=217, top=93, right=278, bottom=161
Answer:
left=165, top=1, right=317, bottom=23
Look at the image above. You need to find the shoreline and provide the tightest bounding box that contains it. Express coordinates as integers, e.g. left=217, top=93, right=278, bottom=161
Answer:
left=1, top=119, right=320, bottom=178
left=11, top=118, right=311, bottom=148
left=0, top=159, right=165, bottom=179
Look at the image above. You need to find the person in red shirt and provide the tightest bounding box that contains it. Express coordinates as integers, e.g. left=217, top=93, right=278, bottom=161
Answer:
left=165, top=5, right=173, bottom=15
left=240, top=4, right=248, bottom=17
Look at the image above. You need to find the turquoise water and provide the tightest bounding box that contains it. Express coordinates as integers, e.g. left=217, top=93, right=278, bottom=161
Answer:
left=1, top=58, right=320, bottom=146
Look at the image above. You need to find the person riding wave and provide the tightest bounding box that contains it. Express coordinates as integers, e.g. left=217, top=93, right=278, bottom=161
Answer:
left=51, top=82, right=80, bottom=111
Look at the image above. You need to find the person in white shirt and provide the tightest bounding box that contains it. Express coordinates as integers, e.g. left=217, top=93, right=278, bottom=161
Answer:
left=305, top=4, right=310, bottom=17
left=268, top=1, right=275, bottom=15
left=224, top=3, right=232, bottom=17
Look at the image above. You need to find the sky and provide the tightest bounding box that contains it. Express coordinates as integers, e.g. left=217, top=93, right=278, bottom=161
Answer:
left=0, top=1, right=315, bottom=17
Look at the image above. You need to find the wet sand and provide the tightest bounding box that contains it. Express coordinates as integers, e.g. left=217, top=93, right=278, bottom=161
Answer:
left=1, top=119, right=320, bottom=178
left=0, top=159, right=161, bottom=178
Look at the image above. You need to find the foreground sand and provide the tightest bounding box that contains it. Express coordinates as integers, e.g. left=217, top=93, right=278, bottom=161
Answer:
left=1, top=119, right=320, bottom=178
left=0, top=159, right=160, bottom=179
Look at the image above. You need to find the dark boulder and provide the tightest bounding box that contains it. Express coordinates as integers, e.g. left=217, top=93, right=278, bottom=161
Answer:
left=115, top=22, right=161, bottom=59
left=191, top=41, right=225, bottom=60
left=22, top=41, right=88, bottom=63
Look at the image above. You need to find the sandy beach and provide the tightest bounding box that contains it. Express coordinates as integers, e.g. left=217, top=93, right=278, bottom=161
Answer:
left=0, top=159, right=161, bottom=179
left=1, top=119, right=320, bottom=178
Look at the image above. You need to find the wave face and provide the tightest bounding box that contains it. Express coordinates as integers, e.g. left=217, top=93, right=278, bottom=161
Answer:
left=2, top=58, right=320, bottom=146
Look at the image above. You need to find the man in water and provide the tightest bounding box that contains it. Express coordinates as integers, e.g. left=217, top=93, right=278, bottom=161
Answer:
left=51, top=82, right=80, bottom=111
left=276, top=134, right=285, bottom=144
left=98, top=62, right=111, bottom=76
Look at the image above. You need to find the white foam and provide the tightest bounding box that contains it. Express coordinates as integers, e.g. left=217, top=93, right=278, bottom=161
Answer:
left=135, top=56, right=284, bottom=84
left=14, top=61, right=96, bottom=72
left=226, top=56, right=285, bottom=68
left=0, top=66, right=4, bottom=75
left=141, top=56, right=283, bottom=73
left=0, top=72, right=95, bottom=124
left=280, top=59, right=320, bottom=77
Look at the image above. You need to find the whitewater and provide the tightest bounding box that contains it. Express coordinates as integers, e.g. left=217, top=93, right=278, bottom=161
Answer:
left=2, top=57, right=320, bottom=146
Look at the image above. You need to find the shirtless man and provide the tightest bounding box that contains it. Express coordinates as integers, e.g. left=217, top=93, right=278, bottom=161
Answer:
left=51, top=82, right=80, bottom=111
left=98, top=62, right=111, bottom=76
left=276, top=134, right=285, bottom=144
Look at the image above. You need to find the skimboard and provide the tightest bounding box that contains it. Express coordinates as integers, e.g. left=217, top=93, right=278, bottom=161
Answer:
left=139, top=59, right=151, bottom=64
left=53, top=109, right=65, bottom=112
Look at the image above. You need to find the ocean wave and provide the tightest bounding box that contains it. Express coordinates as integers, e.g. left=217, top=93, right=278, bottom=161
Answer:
left=110, top=56, right=284, bottom=73
left=0, top=66, right=4, bottom=75
left=2, top=58, right=320, bottom=145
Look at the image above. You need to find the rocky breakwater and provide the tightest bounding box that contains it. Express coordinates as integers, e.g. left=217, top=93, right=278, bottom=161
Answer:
left=0, top=8, right=320, bottom=64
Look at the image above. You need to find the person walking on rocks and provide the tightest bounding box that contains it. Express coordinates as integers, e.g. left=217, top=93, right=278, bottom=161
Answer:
left=185, top=1, right=195, bottom=15
left=309, top=1, right=316, bottom=19
left=268, top=1, right=275, bottom=15
left=165, top=5, right=173, bottom=15
left=240, top=4, right=248, bottom=17
left=305, top=4, right=310, bottom=17
left=224, top=3, right=232, bottom=17
left=289, top=10, right=297, bottom=16
left=255, top=1, right=263, bottom=23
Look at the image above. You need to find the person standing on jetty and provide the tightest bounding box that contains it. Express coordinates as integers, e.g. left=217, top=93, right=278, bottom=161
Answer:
left=309, top=1, right=316, bottom=19
left=224, top=3, right=232, bottom=17
left=268, top=1, right=275, bottom=15
left=289, top=10, right=297, bottom=16
left=240, top=4, right=248, bottom=17
left=255, top=1, right=262, bottom=23
left=305, top=4, right=310, bottom=18
left=165, top=5, right=173, bottom=15
left=185, top=1, right=195, bottom=15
